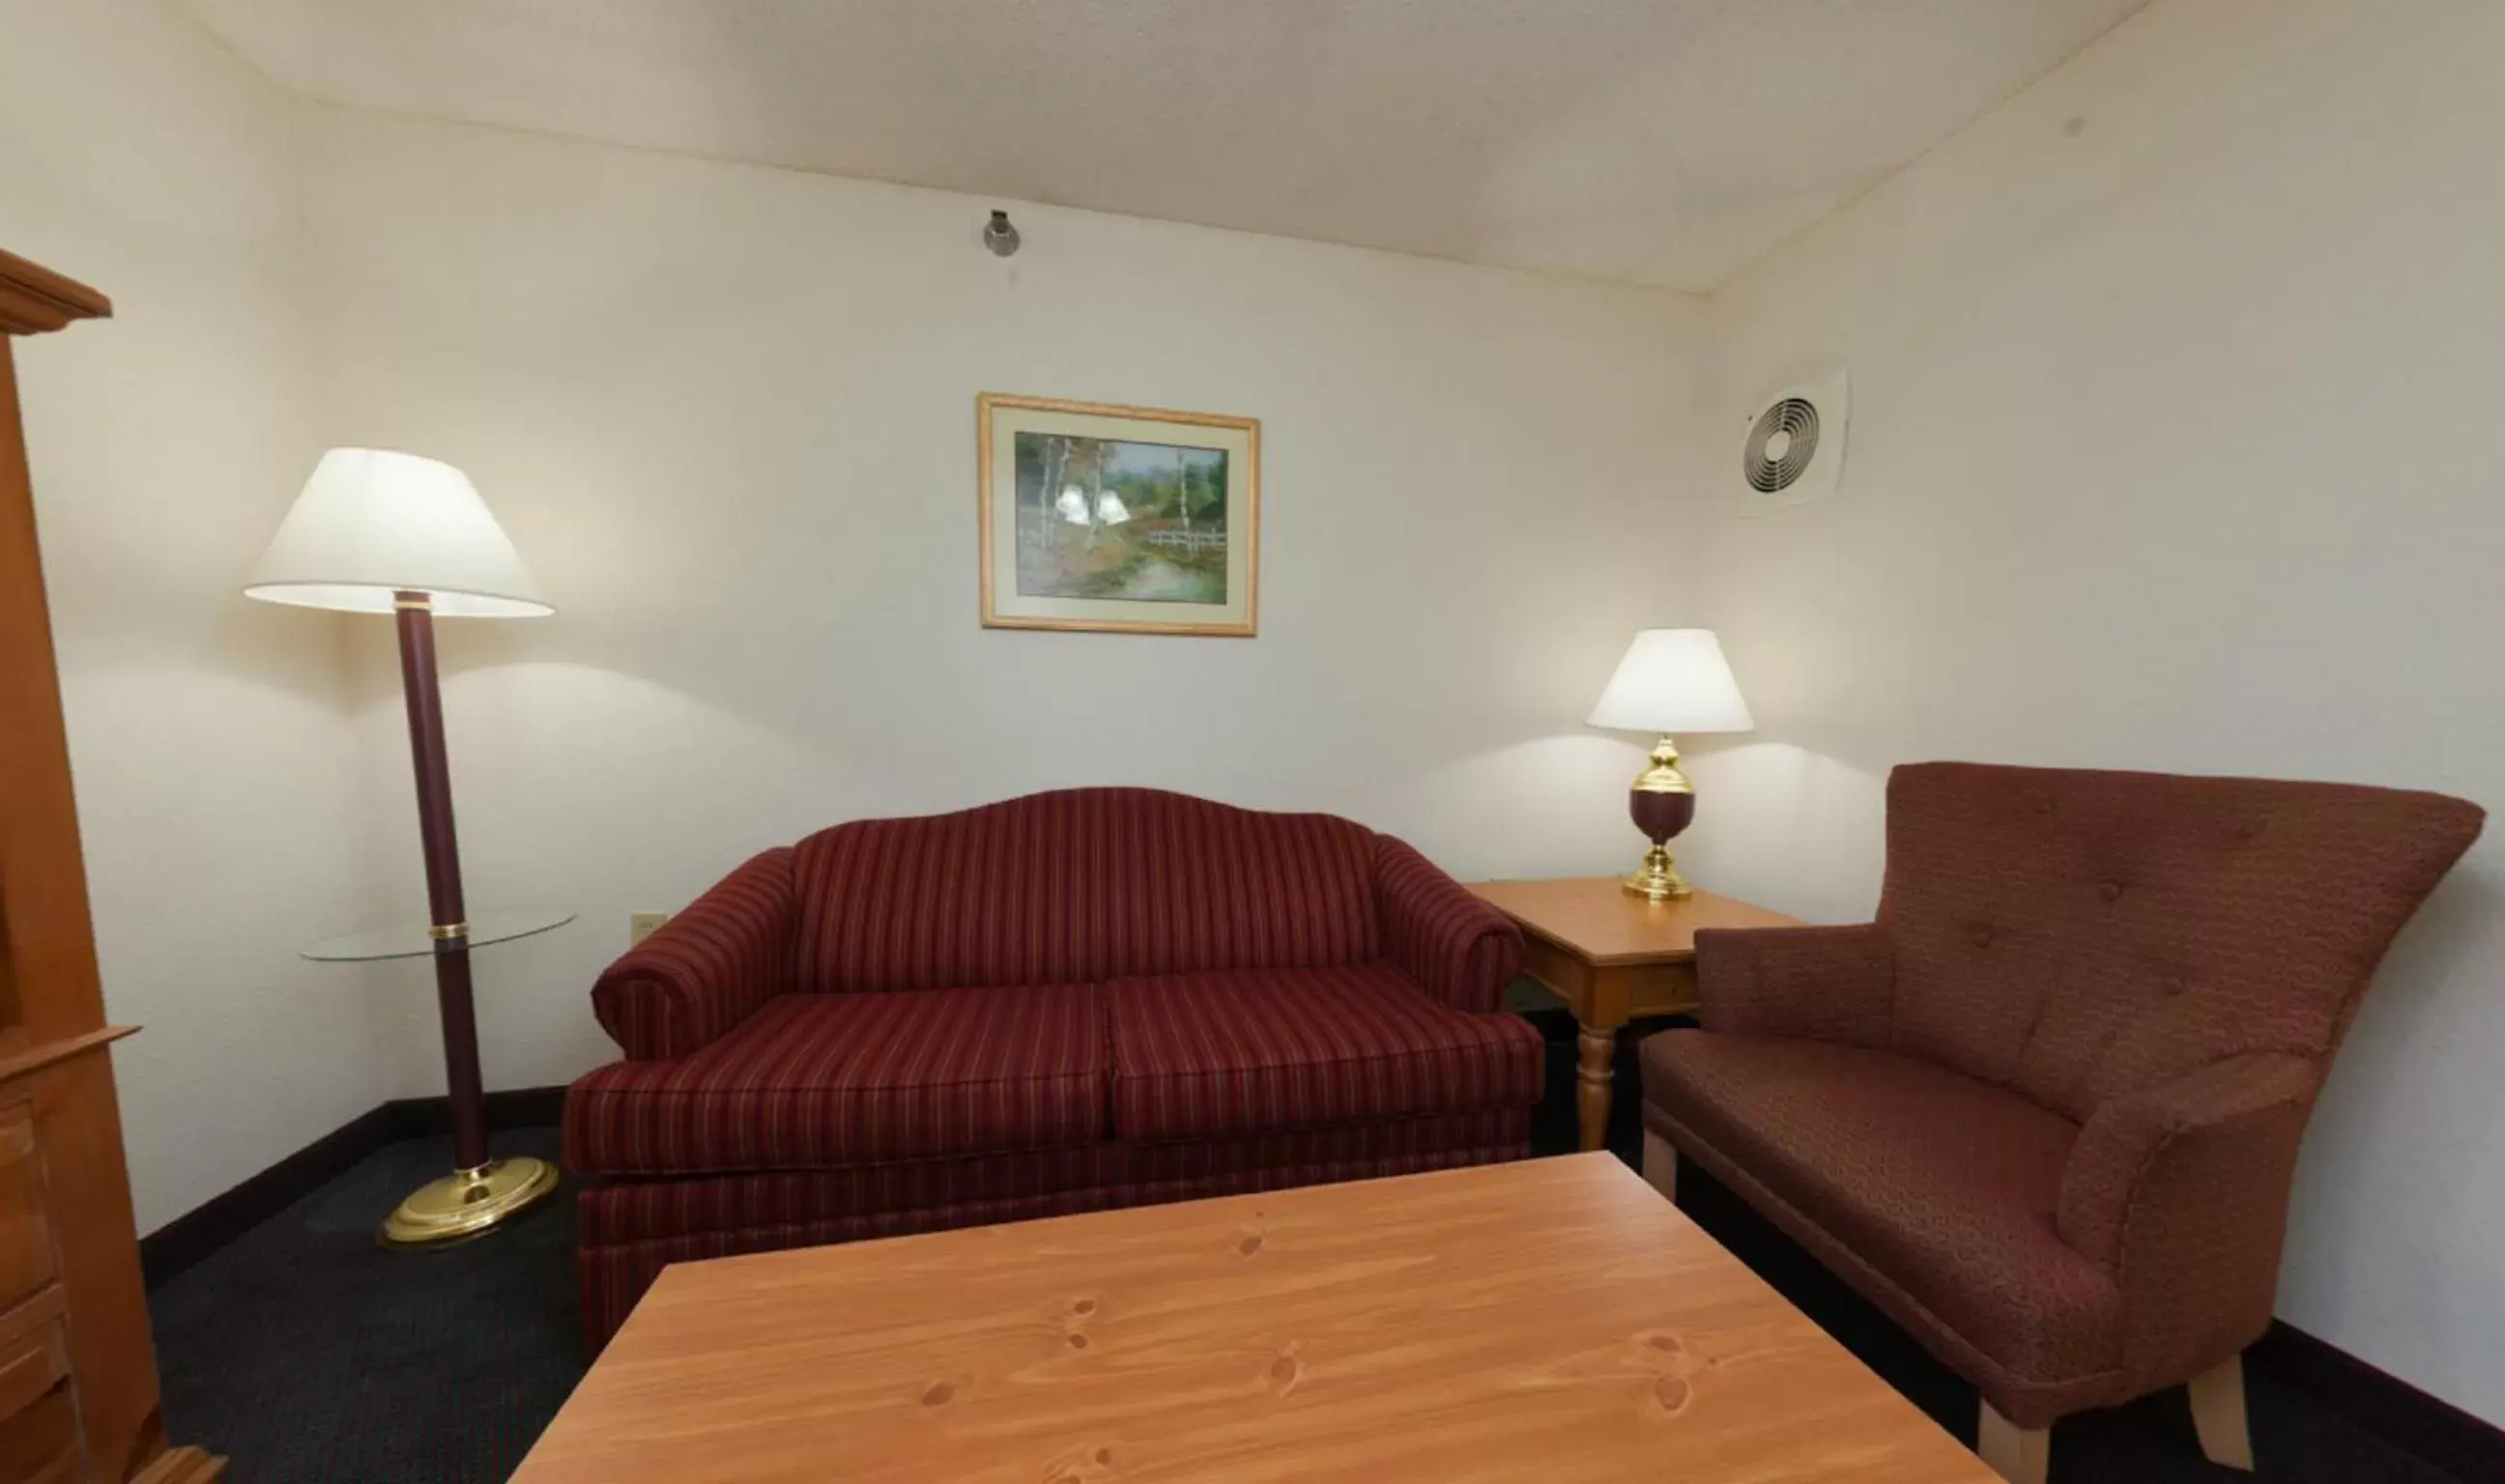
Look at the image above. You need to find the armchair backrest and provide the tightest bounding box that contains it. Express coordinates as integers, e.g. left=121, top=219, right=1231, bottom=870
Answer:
left=1877, top=762, right=2483, bottom=1122
left=791, top=787, right=1382, bottom=993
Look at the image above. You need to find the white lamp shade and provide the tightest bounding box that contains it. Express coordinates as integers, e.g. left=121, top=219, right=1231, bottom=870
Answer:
left=245, top=448, right=551, bottom=617
left=1585, top=629, right=1754, bottom=734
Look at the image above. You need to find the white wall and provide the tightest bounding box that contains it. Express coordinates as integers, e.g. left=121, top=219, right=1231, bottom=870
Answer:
left=1682, top=0, right=2505, bottom=1423
left=293, top=109, right=1697, bottom=1095
left=0, top=5, right=1694, bottom=1232
left=0, top=0, right=402, bottom=1233
left=19, top=0, right=2499, bottom=1427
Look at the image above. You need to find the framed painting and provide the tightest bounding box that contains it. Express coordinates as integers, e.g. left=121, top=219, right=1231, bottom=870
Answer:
left=977, top=392, right=1259, bottom=637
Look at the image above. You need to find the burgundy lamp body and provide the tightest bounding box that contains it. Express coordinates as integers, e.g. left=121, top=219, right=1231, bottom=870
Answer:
left=1621, top=735, right=1699, bottom=900
left=1630, top=786, right=1696, bottom=850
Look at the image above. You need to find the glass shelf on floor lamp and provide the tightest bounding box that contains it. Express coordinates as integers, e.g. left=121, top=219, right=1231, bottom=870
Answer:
left=299, top=906, right=577, bottom=962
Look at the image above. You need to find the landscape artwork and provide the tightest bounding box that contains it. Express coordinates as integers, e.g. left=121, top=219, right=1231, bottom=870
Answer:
left=979, top=394, right=1259, bottom=636
left=1013, top=432, right=1227, bottom=604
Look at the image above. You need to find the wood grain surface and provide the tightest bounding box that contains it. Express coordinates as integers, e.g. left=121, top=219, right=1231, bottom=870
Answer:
left=513, top=1155, right=1990, bottom=1483
left=1468, top=878, right=1800, bottom=967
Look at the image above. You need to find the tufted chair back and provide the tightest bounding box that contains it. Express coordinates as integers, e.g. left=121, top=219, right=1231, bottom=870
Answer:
left=1876, top=762, right=2484, bottom=1123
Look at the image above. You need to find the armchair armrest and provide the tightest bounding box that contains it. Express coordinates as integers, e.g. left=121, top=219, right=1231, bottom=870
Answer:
left=2057, top=1052, right=2318, bottom=1267
left=1373, top=837, right=1522, bottom=1013
left=1694, top=924, right=1893, bottom=1046
left=590, top=846, right=797, bottom=1060
left=2056, top=1052, right=2318, bottom=1380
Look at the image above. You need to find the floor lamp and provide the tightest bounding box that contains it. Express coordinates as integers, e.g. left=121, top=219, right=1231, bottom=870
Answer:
left=246, top=447, right=562, bottom=1245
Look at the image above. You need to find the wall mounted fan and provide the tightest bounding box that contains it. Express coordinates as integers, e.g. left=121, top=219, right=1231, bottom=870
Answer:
left=1737, top=363, right=1849, bottom=517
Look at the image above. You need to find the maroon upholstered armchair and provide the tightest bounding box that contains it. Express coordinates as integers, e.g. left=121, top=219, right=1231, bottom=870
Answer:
left=563, top=787, right=1540, bottom=1348
left=1638, top=762, right=2482, bottom=1483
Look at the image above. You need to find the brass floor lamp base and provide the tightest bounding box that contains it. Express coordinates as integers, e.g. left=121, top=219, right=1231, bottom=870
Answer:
left=379, top=1156, right=560, bottom=1248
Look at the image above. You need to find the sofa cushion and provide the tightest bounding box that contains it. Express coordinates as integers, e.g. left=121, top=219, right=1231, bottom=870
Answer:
left=1641, top=1031, right=2122, bottom=1384
left=1107, top=963, right=1542, bottom=1140
left=791, top=788, right=1382, bottom=994
left=565, top=985, right=1108, bottom=1176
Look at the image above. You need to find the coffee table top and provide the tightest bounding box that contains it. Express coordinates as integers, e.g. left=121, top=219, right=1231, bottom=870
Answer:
left=1469, top=877, right=1801, bottom=966
left=513, top=1155, right=1990, bottom=1482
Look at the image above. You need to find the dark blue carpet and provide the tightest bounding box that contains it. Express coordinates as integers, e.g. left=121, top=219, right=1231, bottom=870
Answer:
left=148, top=1014, right=2462, bottom=1482
left=151, top=1127, right=582, bottom=1482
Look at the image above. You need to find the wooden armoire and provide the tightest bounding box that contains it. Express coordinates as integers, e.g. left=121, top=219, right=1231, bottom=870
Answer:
left=0, top=251, right=221, bottom=1481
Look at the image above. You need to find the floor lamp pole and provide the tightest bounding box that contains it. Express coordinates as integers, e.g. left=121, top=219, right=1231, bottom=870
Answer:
left=393, top=592, right=489, bottom=1170
left=378, top=589, right=557, bottom=1246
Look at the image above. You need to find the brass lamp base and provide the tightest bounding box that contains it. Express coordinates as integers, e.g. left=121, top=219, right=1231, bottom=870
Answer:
left=379, top=1156, right=559, bottom=1248
left=1622, top=733, right=1698, bottom=902
left=1623, top=843, right=1693, bottom=902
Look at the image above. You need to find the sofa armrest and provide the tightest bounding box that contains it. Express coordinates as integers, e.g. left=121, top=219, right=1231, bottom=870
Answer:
left=1694, top=924, right=1893, bottom=1046
left=590, top=846, right=797, bottom=1060
left=1373, top=837, right=1523, bottom=1013
left=2056, top=1052, right=2318, bottom=1379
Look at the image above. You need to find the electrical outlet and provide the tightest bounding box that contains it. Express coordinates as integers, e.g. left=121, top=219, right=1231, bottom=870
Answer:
left=629, top=911, right=670, bottom=945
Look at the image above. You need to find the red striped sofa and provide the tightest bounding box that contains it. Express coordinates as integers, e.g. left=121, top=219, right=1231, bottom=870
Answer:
left=562, top=787, right=1540, bottom=1348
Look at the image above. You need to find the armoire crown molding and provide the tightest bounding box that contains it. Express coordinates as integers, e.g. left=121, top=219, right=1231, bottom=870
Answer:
left=0, top=248, right=110, bottom=336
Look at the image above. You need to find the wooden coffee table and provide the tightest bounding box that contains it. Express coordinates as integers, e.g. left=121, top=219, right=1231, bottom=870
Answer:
left=1469, top=878, right=1800, bottom=1152
left=512, top=1156, right=1993, bottom=1482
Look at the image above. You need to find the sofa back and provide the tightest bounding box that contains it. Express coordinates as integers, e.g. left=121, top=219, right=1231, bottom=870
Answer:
left=1877, top=761, right=2483, bottom=1122
left=791, top=787, right=1382, bottom=993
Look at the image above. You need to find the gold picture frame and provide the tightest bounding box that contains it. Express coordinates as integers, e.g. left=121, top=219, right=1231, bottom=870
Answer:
left=977, top=392, right=1259, bottom=637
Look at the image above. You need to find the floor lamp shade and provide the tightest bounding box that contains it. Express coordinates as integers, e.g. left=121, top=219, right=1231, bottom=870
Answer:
left=245, top=447, right=559, bottom=1245
left=245, top=447, right=551, bottom=618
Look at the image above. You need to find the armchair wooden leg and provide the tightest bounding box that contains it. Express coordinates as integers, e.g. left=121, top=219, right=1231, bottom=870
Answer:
left=1641, top=1132, right=1677, bottom=1201
left=1976, top=1400, right=2049, bottom=1484
left=2189, top=1353, right=2255, bottom=1470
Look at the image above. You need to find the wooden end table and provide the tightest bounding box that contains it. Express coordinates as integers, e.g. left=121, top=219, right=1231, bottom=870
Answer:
left=1469, top=878, right=1800, bottom=1153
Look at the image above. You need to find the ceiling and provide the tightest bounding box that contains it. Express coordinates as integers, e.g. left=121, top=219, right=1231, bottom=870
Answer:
left=175, top=0, right=2150, bottom=292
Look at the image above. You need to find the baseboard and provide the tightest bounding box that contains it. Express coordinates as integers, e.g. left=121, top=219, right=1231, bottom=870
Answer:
left=139, top=1085, right=567, bottom=1290
left=2250, top=1319, right=2505, bottom=1482
left=379, top=1083, right=567, bottom=1140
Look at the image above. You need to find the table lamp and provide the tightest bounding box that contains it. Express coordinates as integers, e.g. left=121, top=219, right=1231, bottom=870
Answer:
left=1586, top=629, right=1754, bottom=901
left=246, top=448, right=562, bottom=1245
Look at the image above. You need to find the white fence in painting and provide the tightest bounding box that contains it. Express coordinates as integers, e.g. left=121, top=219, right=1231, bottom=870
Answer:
left=1017, top=520, right=1227, bottom=555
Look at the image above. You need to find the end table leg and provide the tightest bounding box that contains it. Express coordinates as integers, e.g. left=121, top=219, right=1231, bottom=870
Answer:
left=1575, top=1025, right=1613, bottom=1152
